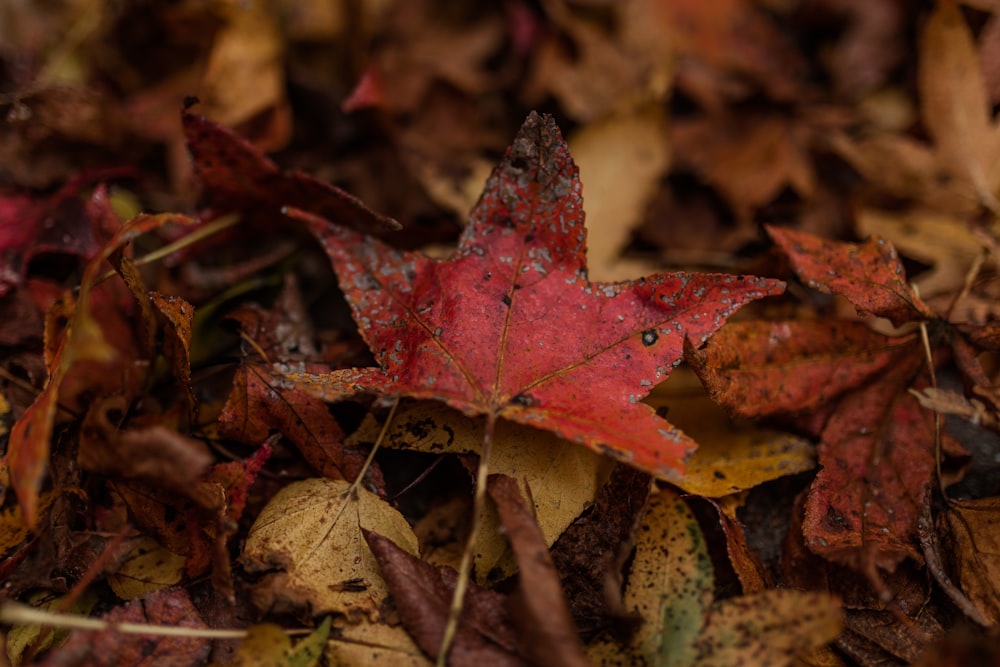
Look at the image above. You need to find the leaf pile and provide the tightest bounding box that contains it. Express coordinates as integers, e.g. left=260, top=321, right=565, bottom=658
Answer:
left=4, top=2, right=1000, bottom=666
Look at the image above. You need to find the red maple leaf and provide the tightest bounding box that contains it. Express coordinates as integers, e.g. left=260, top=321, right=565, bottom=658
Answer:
left=289, top=112, right=783, bottom=477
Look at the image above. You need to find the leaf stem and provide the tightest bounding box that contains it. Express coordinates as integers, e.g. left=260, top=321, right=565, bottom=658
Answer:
left=437, top=412, right=496, bottom=666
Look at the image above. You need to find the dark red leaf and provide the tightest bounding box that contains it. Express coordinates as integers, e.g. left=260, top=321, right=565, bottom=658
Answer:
left=487, top=474, right=589, bottom=667
left=364, top=531, right=524, bottom=665
left=182, top=111, right=399, bottom=233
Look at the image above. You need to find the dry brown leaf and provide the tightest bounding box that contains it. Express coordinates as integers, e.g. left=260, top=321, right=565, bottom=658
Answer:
left=526, top=0, right=674, bottom=121
left=939, top=497, right=1000, bottom=627
left=199, top=0, right=286, bottom=130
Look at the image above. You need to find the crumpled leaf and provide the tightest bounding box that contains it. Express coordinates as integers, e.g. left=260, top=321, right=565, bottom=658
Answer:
left=767, top=225, right=934, bottom=326
left=241, top=478, right=419, bottom=618
left=6, top=211, right=187, bottom=527
left=289, top=111, right=782, bottom=479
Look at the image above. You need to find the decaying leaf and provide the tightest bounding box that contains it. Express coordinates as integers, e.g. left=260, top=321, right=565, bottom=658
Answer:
left=241, top=478, right=419, bottom=618
left=590, top=487, right=842, bottom=666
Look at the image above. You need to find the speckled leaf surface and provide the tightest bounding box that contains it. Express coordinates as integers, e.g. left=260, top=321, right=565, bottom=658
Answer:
left=628, top=489, right=713, bottom=666
left=591, top=488, right=841, bottom=667
left=766, top=225, right=934, bottom=326
left=290, top=112, right=783, bottom=478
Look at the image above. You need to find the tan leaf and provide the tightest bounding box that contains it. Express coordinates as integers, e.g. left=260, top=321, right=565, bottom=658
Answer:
left=241, top=478, right=420, bottom=618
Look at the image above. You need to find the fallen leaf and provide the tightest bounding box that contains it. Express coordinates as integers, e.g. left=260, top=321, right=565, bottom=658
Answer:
left=938, top=497, right=1000, bottom=627
left=198, top=1, right=285, bottom=130
left=672, top=111, right=816, bottom=222
left=688, top=320, right=916, bottom=419
left=241, top=478, right=419, bottom=618
left=149, top=292, right=198, bottom=418
left=919, top=0, right=1000, bottom=207
left=182, top=110, right=399, bottom=233
left=648, top=367, right=816, bottom=497
left=106, top=536, right=186, bottom=600
left=590, top=488, right=842, bottom=666
left=326, top=616, right=431, bottom=667
left=7, top=211, right=186, bottom=526
left=346, top=401, right=613, bottom=582
left=767, top=225, right=935, bottom=326
left=571, top=105, right=671, bottom=281
left=289, top=111, right=783, bottom=479
left=78, top=397, right=213, bottom=493
left=219, top=280, right=372, bottom=483
left=856, top=207, right=983, bottom=302
left=525, top=0, right=674, bottom=120
left=549, top=464, right=651, bottom=638
left=35, top=587, right=212, bottom=667
left=487, top=474, right=589, bottom=667
left=364, top=531, right=522, bottom=665
left=224, top=617, right=330, bottom=667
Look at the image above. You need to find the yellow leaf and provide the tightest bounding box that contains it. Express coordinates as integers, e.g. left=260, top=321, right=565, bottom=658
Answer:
left=241, top=478, right=419, bottom=618
left=107, top=537, right=186, bottom=600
